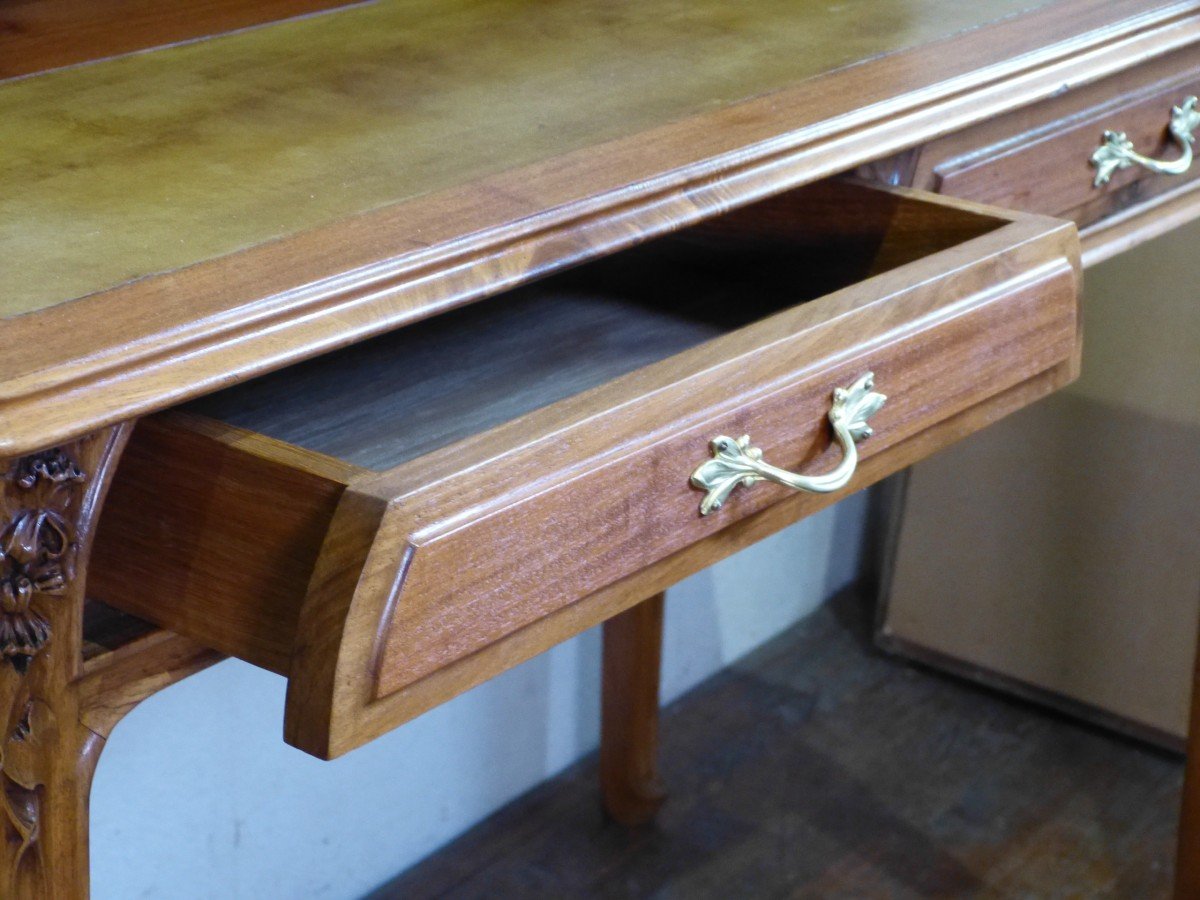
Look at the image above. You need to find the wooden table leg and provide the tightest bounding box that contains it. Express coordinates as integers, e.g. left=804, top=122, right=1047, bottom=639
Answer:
left=600, top=592, right=667, bottom=826
left=0, top=429, right=130, bottom=898
left=0, top=427, right=220, bottom=899
left=1177, top=613, right=1200, bottom=899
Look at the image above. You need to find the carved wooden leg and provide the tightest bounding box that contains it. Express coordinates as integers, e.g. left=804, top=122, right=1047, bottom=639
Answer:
left=0, top=426, right=223, bottom=899
left=1176, top=619, right=1200, bottom=899
left=0, top=428, right=131, bottom=898
left=600, top=592, right=667, bottom=826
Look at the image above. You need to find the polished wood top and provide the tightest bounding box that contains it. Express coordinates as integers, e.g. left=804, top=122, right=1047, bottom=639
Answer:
left=0, top=0, right=1045, bottom=321
left=0, top=0, right=1188, bottom=454
left=0, top=0, right=360, bottom=81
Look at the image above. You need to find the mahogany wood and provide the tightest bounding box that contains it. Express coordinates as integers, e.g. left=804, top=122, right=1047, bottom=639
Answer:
left=93, top=180, right=1009, bottom=673
left=0, top=0, right=361, bottom=80
left=287, top=194, right=1080, bottom=758
left=0, top=430, right=214, bottom=899
left=87, top=182, right=1082, bottom=757
left=911, top=45, right=1200, bottom=260
left=1, top=2, right=1194, bottom=895
left=184, top=182, right=999, bottom=469
left=311, top=359, right=1080, bottom=766
left=600, top=593, right=667, bottom=826
left=90, top=415, right=354, bottom=673
left=0, top=0, right=1185, bottom=457
left=77, top=628, right=222, bottom=740
left=0, top=430, right=129, bottom=897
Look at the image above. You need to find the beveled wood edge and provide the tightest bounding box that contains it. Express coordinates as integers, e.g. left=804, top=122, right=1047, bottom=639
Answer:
left=281, top=210, right=1080, bottom=759
left=371, top=254, right=1077, bottom=697
left=925, top=48, right=1200, bottom=185
left=283, top=490, right=393, bottom=756
left=0, top=0, right=1186, bottom=455
left=144, top=409, right=366, bottom=486
left=77, top=628, right=224, bottom=739
left=350, top=205, right=1078, bottom=504
left=294, top=358, right=1080, bottom=759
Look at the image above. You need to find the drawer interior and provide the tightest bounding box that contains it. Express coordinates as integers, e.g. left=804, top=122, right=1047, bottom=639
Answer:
left=184, top=180, right=1006, bottom=467
left=91, top=178, right=1076, bottom=759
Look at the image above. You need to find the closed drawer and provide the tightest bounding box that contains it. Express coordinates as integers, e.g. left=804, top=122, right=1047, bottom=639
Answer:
left=911, top=48, right=1200, bottom=258
left=89, top=180, right=1081, bottom=758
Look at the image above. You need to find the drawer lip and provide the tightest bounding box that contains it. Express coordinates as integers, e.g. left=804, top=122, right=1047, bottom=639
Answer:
left=355, top=203, right=1063, bottom=504
left=275, top=186, right=1080, bottom=758
left=918, top=44, right=1200, bottom=255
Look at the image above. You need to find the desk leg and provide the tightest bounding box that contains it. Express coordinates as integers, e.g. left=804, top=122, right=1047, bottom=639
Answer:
left=0, top=426, right=220, bottom=900
left=600, top=592, right=667, bottom=826
left=0, top=427, right=130, bottom=898
left=1177, top=621, right=1200, bottom=899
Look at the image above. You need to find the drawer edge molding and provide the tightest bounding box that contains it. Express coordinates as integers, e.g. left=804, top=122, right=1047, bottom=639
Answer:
left=282, top=211, right=1082, bottom=759
left=0, top=0, right=1171, bottom=456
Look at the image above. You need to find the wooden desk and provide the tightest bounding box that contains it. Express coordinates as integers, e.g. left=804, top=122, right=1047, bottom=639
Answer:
left=0, top=1, right=1195, bottom=895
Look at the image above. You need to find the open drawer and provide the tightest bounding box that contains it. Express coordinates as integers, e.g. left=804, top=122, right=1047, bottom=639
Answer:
left=88, top=180, right=1080, bottom=758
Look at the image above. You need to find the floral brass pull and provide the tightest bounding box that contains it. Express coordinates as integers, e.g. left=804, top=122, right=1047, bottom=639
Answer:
left=690, top=372, right=886, bottom=516
left=1091, top=96, right=1200, bottom=187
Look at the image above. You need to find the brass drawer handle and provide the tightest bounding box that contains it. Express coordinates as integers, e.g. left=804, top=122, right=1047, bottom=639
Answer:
left=1091, top=96, right=1200, bottom=187
left=690, top=372, right=886, bottom=516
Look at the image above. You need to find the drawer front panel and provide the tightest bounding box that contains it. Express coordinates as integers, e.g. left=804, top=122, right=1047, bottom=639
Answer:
left=90, top=183, right=1081, bottom=759
left=915, top=49, right=1200, bottom=238
left=368, top=260, right=1077, bottom=699
left=282, top=207, right=1079, bottom=756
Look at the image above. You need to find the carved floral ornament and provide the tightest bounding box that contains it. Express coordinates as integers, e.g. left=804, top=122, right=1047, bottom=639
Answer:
left=0, top=449, right=86, bottom=673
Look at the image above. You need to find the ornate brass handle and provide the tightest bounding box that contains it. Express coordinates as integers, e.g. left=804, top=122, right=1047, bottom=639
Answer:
left=690, top=372, right=886, bottom=516
left=1091, top=96, right=1200, bottom=187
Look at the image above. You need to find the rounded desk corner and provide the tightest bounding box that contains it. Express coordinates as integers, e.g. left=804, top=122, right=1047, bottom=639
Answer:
left=283, top=485, right=400, bottom=760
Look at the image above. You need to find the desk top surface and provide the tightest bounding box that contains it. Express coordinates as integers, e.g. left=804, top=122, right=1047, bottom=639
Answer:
left=0, top=0, right=1048, bottom=321
left=0, top=0, right=1186, bottom=453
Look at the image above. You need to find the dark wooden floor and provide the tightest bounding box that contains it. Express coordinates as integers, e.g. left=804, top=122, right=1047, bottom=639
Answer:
left=372, top=588, right=1182, bottom=899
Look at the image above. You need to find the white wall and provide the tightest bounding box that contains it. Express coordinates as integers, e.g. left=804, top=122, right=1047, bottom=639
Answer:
left=90, top=493, right=868, bottom=899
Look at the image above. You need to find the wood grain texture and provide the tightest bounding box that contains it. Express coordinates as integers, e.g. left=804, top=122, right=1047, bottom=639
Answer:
left=306, top=212, right=1078, bottom=755
left=0, top=0, right=1180, bottom=456
left=0, top=433, right=222, bottom=900
left=600, top=593, right=667, bottom=827
left=186, top=284, right=730, bottom=470
left=85, top=184, right=1082, bottom=758
left=76, top=627, right=223, bottom=740
left=92, top=181, right=1016, bottom=680
left=917, top=46, right=1200, bottom=236
left=0, top=428, right=128, bottom=899
left=90, top=414, right=356, bottom=673
left=328, top=357, right=1080, bottom=765
left=186, top=182, right=1000, bottom=469
left=279, top=187, right=1080, bottom=758
left=0, top=0, right=362, bottom=80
